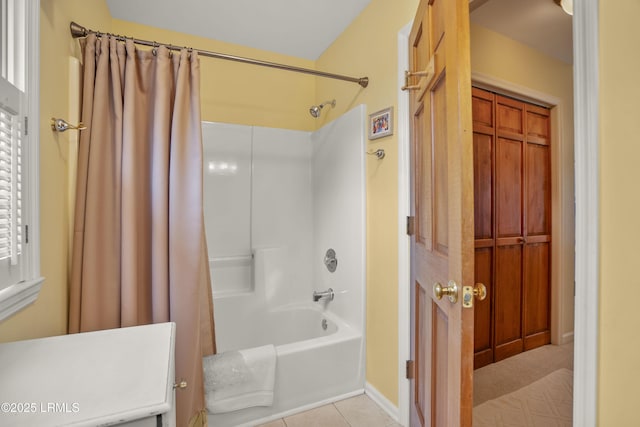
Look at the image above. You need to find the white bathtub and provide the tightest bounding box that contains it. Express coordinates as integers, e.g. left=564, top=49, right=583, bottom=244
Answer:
left=207, top=297, right=364, bottom=427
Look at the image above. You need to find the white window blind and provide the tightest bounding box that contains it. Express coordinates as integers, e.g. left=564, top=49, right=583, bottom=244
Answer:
left=0, top=104, right=21, bottom=264
left=0, top=76, right=24, bottom=288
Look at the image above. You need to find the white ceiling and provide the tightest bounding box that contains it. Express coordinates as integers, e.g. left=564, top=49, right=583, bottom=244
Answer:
left=105, top=0, right=372, bottom=61
left=106, top=0, right=572, bottom=64
left=471, top=0, right=573, bottom=64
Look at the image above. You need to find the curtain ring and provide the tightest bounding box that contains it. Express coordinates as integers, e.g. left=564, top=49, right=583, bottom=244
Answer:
left=168, top=44, right=173, bottom=58
left=152, top=41, right=158, bottom=56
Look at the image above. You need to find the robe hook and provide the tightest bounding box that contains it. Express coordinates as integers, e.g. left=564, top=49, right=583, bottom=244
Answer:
left=51, top=118, right=87, bottom=133
left=366, top=149, right=385, bottom=160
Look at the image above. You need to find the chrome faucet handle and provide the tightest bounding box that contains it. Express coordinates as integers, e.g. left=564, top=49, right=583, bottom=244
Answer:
left=313, top=288, right=335, bottom=302
left=324, top=249, right=337, bottom=273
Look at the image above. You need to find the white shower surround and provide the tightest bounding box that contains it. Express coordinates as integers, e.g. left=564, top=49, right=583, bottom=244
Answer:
left=203, top=105, right=366, bottom=427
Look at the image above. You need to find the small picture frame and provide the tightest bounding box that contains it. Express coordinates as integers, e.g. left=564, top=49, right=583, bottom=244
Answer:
left=369, top=107, right=394, bottom=140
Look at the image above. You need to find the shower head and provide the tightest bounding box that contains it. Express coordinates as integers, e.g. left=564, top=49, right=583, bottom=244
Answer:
left=309, top=99, right=336, bottom=118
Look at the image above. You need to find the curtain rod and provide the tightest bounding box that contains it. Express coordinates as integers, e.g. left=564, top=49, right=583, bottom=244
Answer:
left=69, top=22, right=369, bottom=88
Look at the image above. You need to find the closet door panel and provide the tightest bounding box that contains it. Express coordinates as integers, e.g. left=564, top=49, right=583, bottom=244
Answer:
left=496, top=96, right=524, bottom=140
left=526, top=143, right=551, bottom=237
left=526, top=106, right=550, bottom=143
left=474, top=247, right=493, bottom=368
left=494, top=245, right=523, bottom=362
left=473, top=88, right=494, bottom=369
left=472, top=88, right=494, bottom=132
left=474, top=132, right=493, bottom=240
left=523, top=242, right=551, bottom=349
left=496, top=138, right=522, bottom=238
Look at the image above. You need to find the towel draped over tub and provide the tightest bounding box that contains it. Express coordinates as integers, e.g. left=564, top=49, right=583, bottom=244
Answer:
left=203, top=344, right=277, bottom=414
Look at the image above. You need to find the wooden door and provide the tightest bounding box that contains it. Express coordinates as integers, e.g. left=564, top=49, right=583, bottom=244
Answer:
left=494, top=94, right=527, bottom=361
left=471, top=88, right=495, bottom=368
left=522, top=101, right=552, bottom=351
left=472, top=88, right=551, bottom=368
left=408, top=0, right=474, bottom=425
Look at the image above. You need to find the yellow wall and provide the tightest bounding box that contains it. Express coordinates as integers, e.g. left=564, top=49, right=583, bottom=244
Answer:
left=316, top=0, right=419, bottom=405
left=470, top=24, right=575, bottom=342
left=112, top=20, right=317, bottom=131
left=0, top=0, right=112, bottom=343
left=599, top=0, right=640, bottom=423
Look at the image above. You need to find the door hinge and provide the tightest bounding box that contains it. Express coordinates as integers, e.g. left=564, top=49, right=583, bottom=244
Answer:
left=24, top=116, right=28, bottom=136
left=25, top=225, right=29, bottom=244
left=406, top=216, right=415, bottom=236
left=406, top=359, right=415, bottom=379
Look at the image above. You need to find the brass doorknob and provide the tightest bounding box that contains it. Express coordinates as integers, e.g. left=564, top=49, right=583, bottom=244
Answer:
left=473, top=283, right=487, bottom=301
left=462, top=283, right=487, bottom=308
left=433, top=281, right=458, bottom=304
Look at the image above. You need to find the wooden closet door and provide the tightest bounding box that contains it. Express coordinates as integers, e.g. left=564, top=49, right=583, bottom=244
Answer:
left=472, top=88, right=551, bottom=369
left=494, top=95, right=525, bottom=362
left=472, top=88, right=495, bottom=368
left=523, top=104, right=551, bottom=350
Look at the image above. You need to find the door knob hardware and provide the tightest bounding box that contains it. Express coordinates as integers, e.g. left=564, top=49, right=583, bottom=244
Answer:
left=433, top=280, right=458, bottom=304
left=174, top=380, right=187, bottom=390
left=462, top=283, right=487, bottom=308
left=517, top=236, right=527, bottom=244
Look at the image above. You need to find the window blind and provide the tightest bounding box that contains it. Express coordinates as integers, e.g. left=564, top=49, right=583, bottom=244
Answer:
left=0, top=105, right=21, bottom=265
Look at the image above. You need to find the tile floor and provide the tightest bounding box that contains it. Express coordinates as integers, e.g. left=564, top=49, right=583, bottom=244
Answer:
left=256, top=394, right=402, bottom=427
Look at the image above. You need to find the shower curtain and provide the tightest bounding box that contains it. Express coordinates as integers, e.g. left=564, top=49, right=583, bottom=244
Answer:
left=69, top=34, right=216, bottom=426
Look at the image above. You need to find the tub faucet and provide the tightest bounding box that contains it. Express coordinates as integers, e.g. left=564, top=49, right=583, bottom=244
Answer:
left=313, top=288, right=334, bottom=302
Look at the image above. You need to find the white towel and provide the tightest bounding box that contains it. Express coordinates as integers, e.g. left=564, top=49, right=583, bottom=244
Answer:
left=203, top=344, right=277, bottom=414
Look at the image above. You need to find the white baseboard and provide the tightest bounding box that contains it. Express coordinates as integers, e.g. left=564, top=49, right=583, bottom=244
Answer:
left=561, top=331, right=574, bottom=345
left=365, top=382, right=400, bottom=423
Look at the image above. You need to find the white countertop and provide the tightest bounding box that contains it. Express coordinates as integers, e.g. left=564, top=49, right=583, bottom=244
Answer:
left=0, top=322, right=175, bottom=426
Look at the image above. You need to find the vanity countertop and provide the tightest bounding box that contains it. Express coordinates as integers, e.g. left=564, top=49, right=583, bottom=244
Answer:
left=0, top=322, right=176, bottom=426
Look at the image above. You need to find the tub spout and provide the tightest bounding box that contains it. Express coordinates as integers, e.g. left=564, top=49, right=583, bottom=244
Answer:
left=313, top=288, right=334, bottom=302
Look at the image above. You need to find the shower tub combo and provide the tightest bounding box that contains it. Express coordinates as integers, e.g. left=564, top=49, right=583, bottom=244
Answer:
left=204, top=106, right=366, bottom=427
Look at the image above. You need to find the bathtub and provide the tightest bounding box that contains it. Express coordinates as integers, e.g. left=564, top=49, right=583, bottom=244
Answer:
left=207, top=296, right=365, bottom=427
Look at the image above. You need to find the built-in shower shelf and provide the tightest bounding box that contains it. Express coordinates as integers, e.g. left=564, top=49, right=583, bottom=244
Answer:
left=209, top=254, right=254, bottom=294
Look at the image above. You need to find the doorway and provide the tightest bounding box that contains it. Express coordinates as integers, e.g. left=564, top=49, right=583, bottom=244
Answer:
left=396, top=0, right=599, bottom=424
left=466, top=11, right=577, bottom=420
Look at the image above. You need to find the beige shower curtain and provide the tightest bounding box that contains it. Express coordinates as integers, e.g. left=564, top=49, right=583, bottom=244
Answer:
left=69, top=34, right=216, bottom=426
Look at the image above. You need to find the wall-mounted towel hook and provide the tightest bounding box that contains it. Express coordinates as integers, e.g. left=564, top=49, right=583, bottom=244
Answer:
left=366, top=149, right=385, bottom=160
left=51, top=118, right=87, bottom=133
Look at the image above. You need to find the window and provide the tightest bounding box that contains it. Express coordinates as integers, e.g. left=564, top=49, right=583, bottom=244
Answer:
left=0, top=0, right=42, bottom=322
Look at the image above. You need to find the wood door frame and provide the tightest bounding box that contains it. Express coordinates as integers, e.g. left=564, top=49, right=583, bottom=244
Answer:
left=397, top=1, right=599, bottom=425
